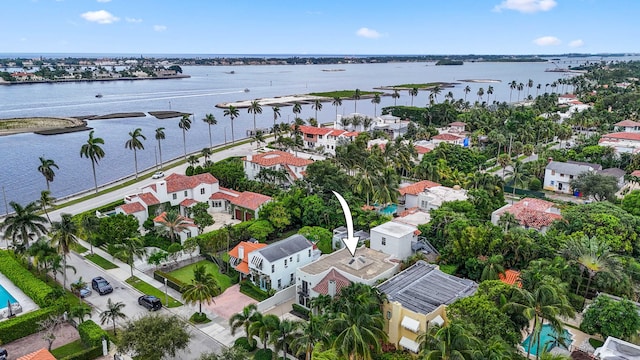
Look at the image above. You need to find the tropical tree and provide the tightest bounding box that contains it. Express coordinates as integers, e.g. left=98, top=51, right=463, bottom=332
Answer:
left=187, top=155, right=199, bottom=167
left=570, top=172, right=620, bottom=202
left=430, top=85, right=442, bottom=103
left=509, top=81, right=517, bottom=102
left=80, top=130, right=105, bottom=193
left=353, top=88, right=361, bottom=112
left=251, top=130, right=265, bottom=150
left=70, top=277, right=88, bottom=303
left=201, top=147, right=212, bottom=164
left=178, top=114, right=192, bottom=160
left=37, top=157, right=59, bottom=191
left=155, top=127, right=165, bottom=169
left=371, top=93, right=381, bottom=117
left=392, top=90, right=400, bottom=105
left=156, top=211, right=189, bottom=243
left=1, top=201, right=48, bottom=247
left=272, top=319, right=300, bottom=360
left=291, top=313, right=328, bottom=360
left=38, top=190, right=55, bottom=223
left=312, top=99, right=323, bottom=124
left=202, top=114, right=217, bottom=148
left=293, top=102, right=302, bottom=120
left=248, top=313, right=280, bottom=351
left=560, top=236, right=620, bottom=298
left=50, top=213, right=78, bottom=288
left=481, top=255, right=506, bottom=281
left=100, top=298, right=127, bottom=335
left=497, top=153, right=512, bottom=179
left=271, top=106, right=282, bottom=136
left=80, top=214, right=100, bottom=254
left=223, top=105, right=240, bottom=144
left=229, top=304, right=259, bottom=340
left=463, top=86, right=471, bottom=102
left=117, top=314, right=190, bottom=360
left=181, top=264, right=221, bottom=315
left=418, top=322, right=480, bottom=360
left=329, top=303, right=386, bottom=360
left=409, top=87, right=418, bottom=106
left=69, top=303, right=92, bottom=323
left=113, top=237, right=147, bottom=277
left=487, top=86, right=494, bottom=104
left=247, top=100, right=263, bottom=136
left=125, top=128, right=146, bottom=179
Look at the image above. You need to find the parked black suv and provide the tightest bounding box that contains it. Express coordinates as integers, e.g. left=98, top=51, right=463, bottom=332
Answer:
left=138, top=295, right=162, bottom=311
left=0, top=347, right=7, bottom=360
left=91, top=276, right=113, bottom=295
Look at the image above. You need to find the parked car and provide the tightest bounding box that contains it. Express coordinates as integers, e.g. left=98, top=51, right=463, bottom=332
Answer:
left=152, top=171, right=165, bottom=179
left=79, top=286, right=92, bottom=298
left=0, top=347, right=7, bottom=360
left=138, top=295, right=162, bottom=311
left=91, top=276, right=113, bottom=295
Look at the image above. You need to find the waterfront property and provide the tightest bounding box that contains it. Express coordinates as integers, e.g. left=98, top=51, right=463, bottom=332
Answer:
left=297, top=125, right=359, bottom=155
left=377, top=261, right=478, bottom=353
left=242, top=150, right=313, bottom=186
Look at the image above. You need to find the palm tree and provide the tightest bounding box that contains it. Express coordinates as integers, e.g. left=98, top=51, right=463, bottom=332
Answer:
left=229, top=304, right=259, bottom=340
left=487, top=85, right=494, bottom=104
left=1, top=201, right=48, bottom=247
left=80, top=130, right=105, bottom=194
left=560, top=236, right=620, bottom=298
left=50, top=213, right=78, bottom=289
left=463, top=86, right=471, bottom=102
left=329, top=305, right=386, bottom=360
left=418, top=322, right=480, bottom=360
left=81, top=214, right=100, bottom=254
left=247, top=100, right=263, bottom=136
left=201, top=147, right=212, bottom=165
left=536, top=83, right=542, bottom=97
left=156, top=211, right=189, bottom=243
left=125, top=128, right=146, bottom=179
left=178, top=114, right=192, bottom=160
left=182, top=264, right=221, bottom=315
left=481, top=255, right=505, bottom=281
left=363, top=116, right=374, bottom=132
left=507, top=160, right=528, bottom=195
left=292, top=102, right=302, bottom=120
left=223, top=105, right=239, bottom=144
left=517, top=83, right=524, bottom=101
left=155, top=127, right=166, bottom=170
left=430, top=85, right=442, bottom=103
left=409, top=87, right=418, bottom=106
left=70, top=277, right=87, bottom=303
left=497, top=153, right=512, bottom=179
left=371, top=93, right=381, bottom=117
left=509, top=80, right=517, bottom=102
left=202, top=114, right=217, bottom=148
left=312, top=99, right=323, bottom=124
left=527, top=79, right=534, bottom=98
left=291, top=313, right=328, bottom=360
left=248, top=313, right=280, bottom=351
left=100, top=298, right=127, bottom=335
left=392, top=90, right=400, bottom=106
left=271, top=106, right=281, bottom=134
left=113, top=237, right=147, bottom=277
left=476, top=87, right=485, bottom=103
left=272, top=319, right=300, bottom=360
left=353, top=88, right=361, bottom=112
left=498, top=212, right=518, bottom=232
left=332, top=96, right=342, bottom=120
left=37, top=157, right=59, bottom=191
left=38, top=190, right=55, bottom=223
left=69, top=303, right=92, bottom=323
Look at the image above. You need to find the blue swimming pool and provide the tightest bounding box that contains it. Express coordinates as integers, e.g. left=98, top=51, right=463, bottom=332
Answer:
left=379, top=204, right=397, bottom=215
left=0, top=283, right=18, bottom=308
left=521, top=324, right=572, bottom=356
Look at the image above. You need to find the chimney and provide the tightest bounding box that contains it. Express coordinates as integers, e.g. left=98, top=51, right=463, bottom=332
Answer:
left=547, top=157, right=553, bottom=163
left=246, top=154, right=252, bottom=162
left=238, top=245, right=244, bottom=259
left=328, top=280, right=336, bottom=298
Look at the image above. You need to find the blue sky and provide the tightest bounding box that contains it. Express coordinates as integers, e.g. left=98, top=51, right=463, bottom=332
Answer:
left=2, top=0, right=637, bottom=55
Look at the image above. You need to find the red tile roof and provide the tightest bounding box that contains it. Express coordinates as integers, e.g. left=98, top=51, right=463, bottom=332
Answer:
left=495, top=198, right=562, bottom=230
left=243, top=150, right=313, bottom=167
left=449, top=121, right=467, bottom=127
left=498, top=269, right=522, bottom=287
left=119, top=202, right=146, bottom=214
left=298, top=125, right=333, bottom=135
left=164, top=173, right=218, bottom=193
left=228, top=241, right=268, bottom=275
left=231, top=191, right=272, bottom=210
left=312, top=269, right=352, bottom=296
left=600, top=132, right=640, bottom=141
left=399, top=180, right=441, bottom=196
left=18, top=349, right=57, bottom=360
left=631, top=170, right=640, bottom=177
left=559, top=93, right=577, bottom=99
left=138, top=192, right=160, bottom=206
left=615, top=120, right=640, bottom=127
left=153, top=211, right=195, bottom=226
left=415, top=145, right=431, bottom=154
left=433, top=133, right=463, bottom=141
left=210, top=187, right=241, bottom=201
left=180, top=198, right=198, bottom=207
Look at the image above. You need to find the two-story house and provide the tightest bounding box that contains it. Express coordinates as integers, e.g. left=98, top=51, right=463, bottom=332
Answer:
left=370, top=221, right=419, bottom=260
left=247, top=234, right=319, bottom=291
left=377, top=261, right=478, bottom=353
left=491, top=198, right=563, bottom=233
left=152, top=211, right=199, bottom=243
left=544, top=161, right=600, bottom=194
left=228, top=240, right=267, bottom=280
left=331, top=226, right=371, bottom=251
left=599, top=132, right=640, bottom=154
left=447, top=121, right=467, bottom=133
left=298, top=125, right=359, bottom=155
left=431, top=133, right=466, bottom=146
left=399, top=181, right=468, bottom=213
left=243, top=150, right=313, bottom=186
left=614, top=119, right=640, bottom=133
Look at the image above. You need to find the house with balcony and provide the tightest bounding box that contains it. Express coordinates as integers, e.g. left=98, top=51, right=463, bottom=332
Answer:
left=377, top=261, right=478, bottom=353
left=298, top=125, right=359, bottom=155
left=491, top=198, right=563, bottom=233
left=296, top=247, right=399, bottom=308
left=228, top=241, right=268, bottom=280
left=247, top=234, right=319, bottom=291
left=243, top=150, right=313, bottom=186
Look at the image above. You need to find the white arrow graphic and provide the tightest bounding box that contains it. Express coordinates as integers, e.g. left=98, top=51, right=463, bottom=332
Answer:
left=332, top=191, right=359, bottom=257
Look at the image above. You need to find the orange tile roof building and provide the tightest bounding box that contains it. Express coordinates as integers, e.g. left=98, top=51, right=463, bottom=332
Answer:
left=18, top=348, right=57, bottom=360
left=243, top=151, right=313, bottom=185
left=229, top=241, right=268, bottom=275
left=297, top=125, right=359, bottom=155
left=491, top=198, right=563, bottom=232
left=498, top=269, right=522, bottom=287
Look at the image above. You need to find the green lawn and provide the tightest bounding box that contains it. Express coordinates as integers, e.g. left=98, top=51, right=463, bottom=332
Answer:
left=85, top=253, right=118, bottom=270
left=125, top=276, right=182, bottom=308
left=168, top=260, right=233, bottom=293
left=51, top=339, right=86, bottom=358
left=70, top=242, right=88, bottom=254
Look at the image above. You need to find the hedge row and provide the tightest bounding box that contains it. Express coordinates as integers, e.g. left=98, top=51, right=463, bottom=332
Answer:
left=154, top=270, right=186, bottom=293
left=59, top=345, right=103, bottom=360
left=0, top=305, right=62, bottom=343
left=239, top=281, right=269, bottom=301
left=0, top=251, right=53, bottom=306
left=78, top=319, right=108, bottom=348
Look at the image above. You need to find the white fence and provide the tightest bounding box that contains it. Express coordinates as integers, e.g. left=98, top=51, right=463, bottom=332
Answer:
left=257, top=285, right=296, bottom=313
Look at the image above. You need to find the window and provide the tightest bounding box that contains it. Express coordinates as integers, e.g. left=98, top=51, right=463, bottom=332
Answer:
left=290, top=256, right=293, bottom=263
left=290, top=273, right=294, bottom=283
left=560, top=173, right=565, bottom=177
left=277, top=279, right=282, bottom=288
left=308, top=249, right=311, bottom=257
left=200, top=188, right=205, bottom=195
left=551, top=170, right=556, bottom=175
left=297, top=254, right=300, bottom=262
left=550, top=180, right=555, bottom=185
left=284, top=259, right=288, bottom=268
left=319, top=135, right=323, bottom=139
left=306, top=134, right=313, bottom=139
left=569, top=175, right=574, bottom=179
left=271, top=264, right=275, bottom=273
left=172, top=193, right=177, bottom=200
left=184, top=190, right=188, bottom=196
left=387, top=311, right=392, bottom=320
left=381, top=237, right=386, bottom=246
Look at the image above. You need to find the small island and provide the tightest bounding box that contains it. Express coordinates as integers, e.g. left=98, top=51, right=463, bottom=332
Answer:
left=435, top=59, right=464, bottom=66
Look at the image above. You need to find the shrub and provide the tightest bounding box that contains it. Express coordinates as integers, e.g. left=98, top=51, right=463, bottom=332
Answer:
left=154, top=270, right=187, bottom=293
left=291, top=303, right=310, bottom=320
left=189, top=312, right=210, bottom=323
left=254, top=349, right=273, bottom=360
left=78, top=319, right=108, bottom=348
left=239, top=281, right=269, bottom=301
left=0, top=306, right=62, bottom=343
left=234, top=336, right=257, bottom=352
left=58, top=346, right=103, bottom=360
left=0, top=251, right=53, bottom=306
left=528, top=178, right=542, bottom=191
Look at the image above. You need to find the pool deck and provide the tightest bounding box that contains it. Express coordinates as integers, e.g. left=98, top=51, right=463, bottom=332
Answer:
left=0, top=271, right=38, bottom=320
left=520, top=318, right=597, bottom=358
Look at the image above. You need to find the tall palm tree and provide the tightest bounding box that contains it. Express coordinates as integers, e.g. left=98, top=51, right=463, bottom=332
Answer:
left=312, top=99, right=323, bottom=124
left=560, top=236, right=620, bottom=298
left=81, top=214, right=100, bottom=254
left=249, top=313, right=280, bottom=351
left=156, top=211, right=189, bottom=243
left=409, top=87, right=418, bottom=106
left=353, top=88, right=361, bottom=112
left=291, top=313, right=328, bottom=360
left=271, top=106, right=281, bottom=134
left=272, top=319, right=300, bottom=360
left=476, top=87, right=485, bottom=103
left=37, top=157, right=59, bottom=191
left=463, top=86, right=471, bottom=102
left=100, top=298, right=127, bottom=335
left=536, top=83, right=542, bottom=97
left=229, top=304, right=259, bottom=340
left=509, top=81, right=517, bottom=103
left=487, top=85, right=494, bottom=104
left=371, top=93, right=381, bottom=117
left=329, top=304, right=386, bottom=360
left=178, top=114, right=192, bottom=160
left=507, top=160, right=528, bottom=195
left=155, top=127, right=165, bottom=170
left=50, top=213, right=78, bottom=289
left=125, top=128, right=146, bottom=179
left=332, top=96, right=342, bottom=119
left=80, top=130, right=105, bottom=194
left=517, top=83, right=524, bottom=101
left=1, top=201, right=48, bottom=247
left=527, top=79, right=534, bottom=98
left=38, top=190, right=56, bottom=223
left=113, top=237, right=147, bottom=277
left=392, top=90, right=400, bottom=106
left=202, top=114, right=217, bottom=148
left=430, top=85, right=442, bottom=103
left=181, top=264, right=221, bottom=315
left=480, top=254, right=506, bottom=281
left=418, top=322, right=480, bottom=360
left=223, top=105, right=239, bottom=144
left=247, top=100, right=263, bottom=136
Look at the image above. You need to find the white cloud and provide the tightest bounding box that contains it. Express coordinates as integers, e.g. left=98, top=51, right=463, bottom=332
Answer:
left=493, top=0, right=557, bottom=13
left=80, top=10, right=119, bottom=24
left=153, top=25, right=167, bottom=32
left=96, top=0, right=111, bottom=2
left=356, top=27, right=381, bottom=39
left=126, top=17, right=143, bottom=23
left=569, top=39, right=584, bottom=47
left=533, top=36, right=561, bottom=46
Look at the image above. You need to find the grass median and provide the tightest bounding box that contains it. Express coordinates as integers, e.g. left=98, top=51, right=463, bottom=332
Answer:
left=126, top=276, right=182, bottom=308
left=85, top=253, right=118, bottom=270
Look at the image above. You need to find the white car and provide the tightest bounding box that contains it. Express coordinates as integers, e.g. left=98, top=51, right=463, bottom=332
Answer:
left=152, top=171, right=165, bottom=179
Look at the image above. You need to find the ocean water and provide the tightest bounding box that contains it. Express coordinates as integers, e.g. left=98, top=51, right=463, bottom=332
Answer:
left=0, top=57, right=636, bottom=206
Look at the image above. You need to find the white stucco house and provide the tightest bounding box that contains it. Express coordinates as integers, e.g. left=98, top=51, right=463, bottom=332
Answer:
left=543, top=161, right=600, bottom=194
left=398, top=180, right=468, bottom=212
left=243, top=150, right=313, bottom=186
left=370, top=221, right=419, bottom=261
left=298, top=125, right=359, bottom=155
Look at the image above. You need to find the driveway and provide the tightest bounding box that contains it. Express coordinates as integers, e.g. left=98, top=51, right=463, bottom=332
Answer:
left=203, top=284, right=256, bottom=320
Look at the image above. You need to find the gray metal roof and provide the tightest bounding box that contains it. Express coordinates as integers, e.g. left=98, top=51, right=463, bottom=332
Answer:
left=546, top=161, right=597, bottom=176
left=599, top=168, right=625, bottom=179
left=377, top=261, right=477, bottom=314
left=255, top=234, right=312, bottom=262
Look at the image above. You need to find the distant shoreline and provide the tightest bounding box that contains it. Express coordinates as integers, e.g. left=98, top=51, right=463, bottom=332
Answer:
left=0, top=74, right=190, bottom=86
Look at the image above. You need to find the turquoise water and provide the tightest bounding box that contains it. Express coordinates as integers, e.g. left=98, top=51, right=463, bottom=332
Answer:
left=521, top=324, right=572, bottom=356
left=0, top=283, right=18, bottom=308
left=379, top=204, right=397, bottom=215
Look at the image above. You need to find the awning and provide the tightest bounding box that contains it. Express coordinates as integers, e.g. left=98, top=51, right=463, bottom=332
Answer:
left=399, top=336, right=420, bottom=353
left=431, top=315, right=444, bottom=327
left=401, top=316, right=421, bottom=333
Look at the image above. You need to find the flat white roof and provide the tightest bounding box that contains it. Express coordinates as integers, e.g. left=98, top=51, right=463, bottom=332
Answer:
left=372, top=221, right=416, bottom=237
